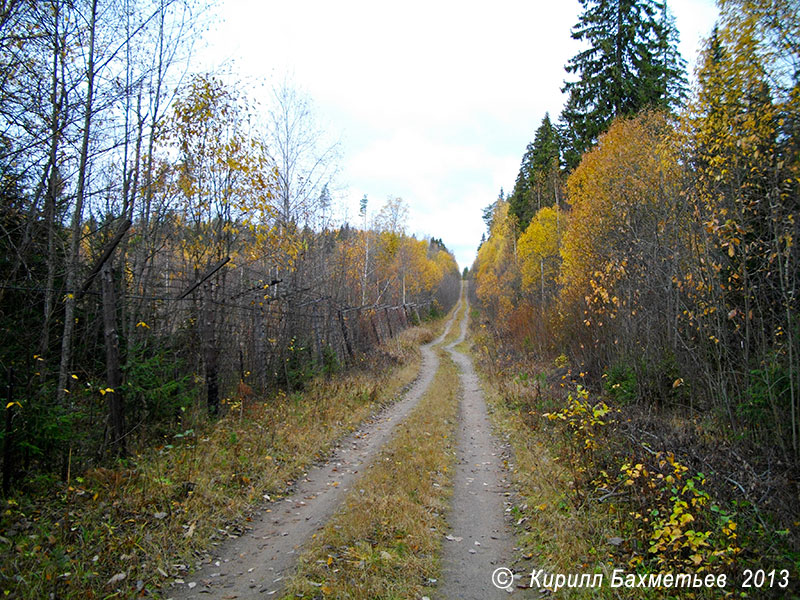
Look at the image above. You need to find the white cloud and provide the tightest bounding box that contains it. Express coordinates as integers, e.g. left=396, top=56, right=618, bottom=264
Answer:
left=199, top=0, right=719, bottom=269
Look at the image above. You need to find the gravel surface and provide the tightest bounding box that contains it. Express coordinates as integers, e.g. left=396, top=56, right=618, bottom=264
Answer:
left=167, top=304, right=461, bottom=599
left=438, top=288, right=518, bottom=599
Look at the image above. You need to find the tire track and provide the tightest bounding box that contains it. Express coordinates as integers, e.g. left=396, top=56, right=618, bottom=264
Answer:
left=439, top=283, right=517, bottom=599
left=169, top=301, right=462, bottom=599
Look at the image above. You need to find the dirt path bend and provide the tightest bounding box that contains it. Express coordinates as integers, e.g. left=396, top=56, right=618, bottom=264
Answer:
left=169, top=304, right=461, bottom=600
left=439, top=285, right=516, bottom=599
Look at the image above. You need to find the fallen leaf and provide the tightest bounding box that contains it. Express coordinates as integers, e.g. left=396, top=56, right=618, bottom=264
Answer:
left=608, top=537, right=624, bottom=546
left=107, top=572, right=126, bottom=587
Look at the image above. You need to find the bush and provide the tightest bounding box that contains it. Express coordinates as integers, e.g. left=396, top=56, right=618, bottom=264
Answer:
left=604, top=364, right=637, bottom=405
left=321, top=344, right=340, bottom=378
left=122, top=344, right=195, bottom=432
left=426, top=303, right=442, bottom=321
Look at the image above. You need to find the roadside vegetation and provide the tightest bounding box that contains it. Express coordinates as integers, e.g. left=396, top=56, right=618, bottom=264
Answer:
left=470, top=311, right=798, bottom=598
left=470, top=0, right=798, bottom=596
left=0, top=322, right=441, bottom=599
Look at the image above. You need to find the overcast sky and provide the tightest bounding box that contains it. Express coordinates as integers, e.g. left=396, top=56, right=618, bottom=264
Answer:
left=199, top=0, right=720, bottom=270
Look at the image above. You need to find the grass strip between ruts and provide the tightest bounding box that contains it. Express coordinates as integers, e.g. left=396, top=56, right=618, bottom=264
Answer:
left=282, top=345, right=461, bottom=600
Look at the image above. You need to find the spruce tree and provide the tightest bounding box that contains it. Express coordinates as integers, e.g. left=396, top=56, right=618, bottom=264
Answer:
left=482, top=188, right=503, bottom=234
left=559, top=0, right=687, bottom=168
left=509, top=113, right=561, bottom=231
left=508, top=142, right=535, bottom=231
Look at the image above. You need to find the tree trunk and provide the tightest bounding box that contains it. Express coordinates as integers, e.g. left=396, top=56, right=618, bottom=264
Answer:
left=201, top=282, right=220, bottom=416
left=3, top=369, right=15, bottom=495
left=57, top=0, right=97, bottom=405
left=39, top=1, right=64, bottom=360
left=101, top=261, right=125, bottom=457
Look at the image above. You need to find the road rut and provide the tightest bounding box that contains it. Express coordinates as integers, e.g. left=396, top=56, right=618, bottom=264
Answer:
left=169, top=304, right=461, bottom=599
left=439, top=286, right=516, bottom=598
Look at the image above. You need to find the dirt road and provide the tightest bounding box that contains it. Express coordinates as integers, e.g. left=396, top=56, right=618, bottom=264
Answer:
left=438, top=288, right=517, bottom=598
left=168, top=303, right=461, bottom=599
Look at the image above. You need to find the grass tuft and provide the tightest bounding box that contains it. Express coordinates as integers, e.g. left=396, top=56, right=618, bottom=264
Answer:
left=282, top=348, right=461, bottom=600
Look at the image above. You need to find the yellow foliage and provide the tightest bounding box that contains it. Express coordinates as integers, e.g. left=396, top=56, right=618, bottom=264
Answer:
left=517, top=205, right=563, bottom=300
left=474, top=200, right=519, bottom=324
left=559, top=111, right=683, bottom=320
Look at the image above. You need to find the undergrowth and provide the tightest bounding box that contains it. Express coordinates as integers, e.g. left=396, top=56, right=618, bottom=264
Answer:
left=0, top=323, right=437, bottom=599
left=470, top=316, right=800, bottom=598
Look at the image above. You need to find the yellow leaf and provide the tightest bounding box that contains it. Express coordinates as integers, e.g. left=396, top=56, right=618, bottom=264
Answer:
left=5, top=401, right=21, bottom=409
left=321, top=585, right=332, bottom=595
left=71, top=374, right=78, bottom=380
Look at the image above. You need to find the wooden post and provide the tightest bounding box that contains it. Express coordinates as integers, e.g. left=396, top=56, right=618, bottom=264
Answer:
left=384, top=307, right=394, bottom=339
left=337, top=310, right=354, bottom=361
left=371, top=311, right=381, bottom=344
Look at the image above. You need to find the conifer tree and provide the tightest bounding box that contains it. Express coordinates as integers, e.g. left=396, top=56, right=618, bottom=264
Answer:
left=509, top=113, right=561, bottom=231
left=560, top=0, right=687, bottom=168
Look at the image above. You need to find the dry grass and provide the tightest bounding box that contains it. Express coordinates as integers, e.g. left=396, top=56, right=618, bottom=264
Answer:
left=477, top=382, right=641, bottom=598
left=0, top=323, right=436, bottom=600
left=281, top=348, right=461, bottom=600
left=468, top=319, right=788, bottom=598
left=470, top=335, right=662, bottom=598
left=442, top=294, right=466, bottom=347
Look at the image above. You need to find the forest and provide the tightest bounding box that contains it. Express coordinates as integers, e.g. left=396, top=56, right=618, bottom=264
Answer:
left=471, top=0, right=799, bottom=588
left=0, top=0, right=460, bottom=484
left=1, top=0, right=798, bottom=597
